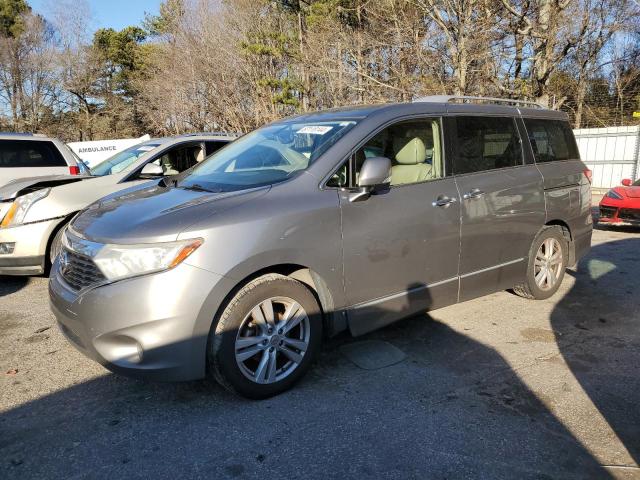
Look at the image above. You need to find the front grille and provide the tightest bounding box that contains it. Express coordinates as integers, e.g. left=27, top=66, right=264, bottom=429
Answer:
left=619, top=208, right=640, bottom=222
left=60, top=249, right=106, bottom=291
left=599, top=206, right=617, bottom=219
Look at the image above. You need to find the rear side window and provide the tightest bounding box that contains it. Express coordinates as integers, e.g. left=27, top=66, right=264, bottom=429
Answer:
left=453, top=117, right=523, bottom=175
left=205, top=141, right=227, bottom=156
left=0, top=140, right=66, bottom=168
left=523, top=119, right=579, bottom=163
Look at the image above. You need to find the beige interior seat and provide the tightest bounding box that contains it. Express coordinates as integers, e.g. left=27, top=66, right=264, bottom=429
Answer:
left=391, top=137, right=432, bottom=186
left=195, top=148, right=205, bottom=163
left=158, top=155, right=179, bottom=176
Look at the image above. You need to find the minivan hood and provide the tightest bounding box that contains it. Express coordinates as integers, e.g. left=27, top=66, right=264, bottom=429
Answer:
left=71, top=184, right=270, bottom=244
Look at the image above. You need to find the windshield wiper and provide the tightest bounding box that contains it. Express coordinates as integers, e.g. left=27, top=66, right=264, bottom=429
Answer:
left=179, top=183, right=216, bottom=193
left=160, top=176, right=179, bottom=188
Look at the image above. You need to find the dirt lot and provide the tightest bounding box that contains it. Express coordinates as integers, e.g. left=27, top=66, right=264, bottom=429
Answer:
left=1, top=225, right=639, bottom=479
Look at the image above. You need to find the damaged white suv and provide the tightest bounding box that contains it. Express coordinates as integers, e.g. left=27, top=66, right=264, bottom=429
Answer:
left=0, top=133, right=236, bottom=275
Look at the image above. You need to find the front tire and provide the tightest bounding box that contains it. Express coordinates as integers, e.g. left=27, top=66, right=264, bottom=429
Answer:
left=49, top=224, right=66, bottom=265
left=208, top=274, right=322, bottom=399
left=514, top=226, right=568, bottom=300
left=45, top=221, right=69, bottom=275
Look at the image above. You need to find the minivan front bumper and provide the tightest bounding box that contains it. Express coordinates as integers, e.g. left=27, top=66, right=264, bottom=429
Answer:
left=49, top=260, right=226, bottom=381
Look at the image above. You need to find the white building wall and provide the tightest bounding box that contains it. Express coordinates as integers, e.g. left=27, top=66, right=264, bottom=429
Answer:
left=573, top=126, right=639, bottom=189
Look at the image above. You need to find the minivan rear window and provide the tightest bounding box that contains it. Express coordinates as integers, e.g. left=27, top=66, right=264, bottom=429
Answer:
left=523, top=119, right=579, bottom=163
left=0, top=140, right=66, bottom=168
left=453, top=116, right=523, bottom=175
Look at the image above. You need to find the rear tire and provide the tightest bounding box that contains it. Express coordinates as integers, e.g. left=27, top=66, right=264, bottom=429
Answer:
left=514, top=226, right=568, bottom=300
left=208, top=274, right=322, bottom=399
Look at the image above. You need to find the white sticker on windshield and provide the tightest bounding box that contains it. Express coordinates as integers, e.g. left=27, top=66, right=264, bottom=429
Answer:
left=297, top=126, right=333, bottom=135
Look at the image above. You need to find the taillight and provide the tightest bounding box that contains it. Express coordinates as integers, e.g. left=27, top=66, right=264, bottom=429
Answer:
left=69, top=165, right=80, bottom=175
left=583, top=168, right=592, bottom=184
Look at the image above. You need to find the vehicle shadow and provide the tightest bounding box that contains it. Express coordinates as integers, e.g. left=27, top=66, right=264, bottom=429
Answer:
left=0, top=276, right=29, bottom=297
left=0, top=284, right=612, bottom=478
left=550, top=238, right=640, bottom=465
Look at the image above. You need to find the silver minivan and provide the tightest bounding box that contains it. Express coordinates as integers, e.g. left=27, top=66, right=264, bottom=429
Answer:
left=49, top=97, right=593, bottom=398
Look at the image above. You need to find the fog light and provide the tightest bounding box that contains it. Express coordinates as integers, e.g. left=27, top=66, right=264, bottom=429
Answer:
left=95, top=335, right=144, bottom=365
left=0, top=242, right=15, bottom=254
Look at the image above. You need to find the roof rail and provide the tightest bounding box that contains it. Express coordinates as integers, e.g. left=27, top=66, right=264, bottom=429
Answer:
left=180, top=132, right=242, bottom=138
left=413, top=95, right=545, bottom=109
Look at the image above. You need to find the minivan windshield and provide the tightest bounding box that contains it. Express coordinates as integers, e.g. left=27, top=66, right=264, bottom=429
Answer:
left=178, top=120, right=358, bottom=192
left=90, top=143, right=160, bottom=176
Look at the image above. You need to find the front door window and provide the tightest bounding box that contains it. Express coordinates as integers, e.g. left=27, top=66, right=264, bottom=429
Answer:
left=328, top=119, right=443, bottom=188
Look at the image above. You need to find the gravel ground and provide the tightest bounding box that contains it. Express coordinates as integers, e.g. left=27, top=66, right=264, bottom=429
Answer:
left=1, top=224, right=639, bottom=479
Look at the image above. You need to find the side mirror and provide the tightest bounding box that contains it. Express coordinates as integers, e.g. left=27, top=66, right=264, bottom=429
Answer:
left=350, top=156, right=392, bottom=202
left=622, top=178, right=632, bottom=187
left=140, top=163, right=164, bottom=177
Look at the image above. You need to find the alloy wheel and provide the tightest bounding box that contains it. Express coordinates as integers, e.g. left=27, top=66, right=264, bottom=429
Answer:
left=234, top=296, right=310, bottom=384
left=534, top=238, right=564, bottom=291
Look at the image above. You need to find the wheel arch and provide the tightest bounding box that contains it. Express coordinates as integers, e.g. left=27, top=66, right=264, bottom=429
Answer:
left=544, top=219, right=575, bottom=266
left=44, top=211, right=79, bottom=272
left=210, top=263, right=346, bottom=341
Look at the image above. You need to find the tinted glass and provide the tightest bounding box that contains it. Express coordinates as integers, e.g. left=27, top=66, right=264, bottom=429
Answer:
left=0, top=140, right=66, bottom=168
left=179, top=120, right=358, bottom=192
left=90, top=143, right=160, bottom=176
left=524, top=119, right=579, bottom=163
left=149, top=145, right=203, bottom=175
left=205, top=141, right=227, bottom=156
left=453, top=117, right=522, bottom=175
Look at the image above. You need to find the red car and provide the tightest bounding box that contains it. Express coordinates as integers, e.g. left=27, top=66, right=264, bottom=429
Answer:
left=599, top=178, right=640, bottom=225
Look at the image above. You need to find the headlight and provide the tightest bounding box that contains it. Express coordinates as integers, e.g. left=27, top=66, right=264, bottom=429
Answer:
left=0, top=188, right=51, bottom=227
left=605, top=189, right=623, bottom=200
left=91, top=238, right=203, bottom=281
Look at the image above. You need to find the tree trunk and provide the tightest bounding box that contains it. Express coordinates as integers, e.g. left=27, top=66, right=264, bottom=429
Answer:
left=574, top=79, right=586, bottom=128
left=297, top=11, right=309, bottom=111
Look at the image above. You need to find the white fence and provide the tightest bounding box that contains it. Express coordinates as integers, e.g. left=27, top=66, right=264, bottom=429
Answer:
left=573, top=126, right=640, bottom=190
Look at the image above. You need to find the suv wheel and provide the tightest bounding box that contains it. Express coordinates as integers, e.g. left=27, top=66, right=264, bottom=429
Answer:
left=514, top=226, right=568, bottom=300
left=45, top=221, right=69, bottom=275
left=208, top=274, right=322, bottom=399
left=49, top=223, right=67, bottom=265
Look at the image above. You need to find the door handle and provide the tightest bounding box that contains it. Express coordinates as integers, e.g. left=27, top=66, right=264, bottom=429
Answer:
left=432, top=195, right=457, bottom=207
left=463, top=188, right=486, bottom=200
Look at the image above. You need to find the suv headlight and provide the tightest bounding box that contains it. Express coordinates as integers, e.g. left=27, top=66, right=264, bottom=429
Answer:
left=1, top=188, right=51, bottom=227
left=90, top=238, right=203, bottom=281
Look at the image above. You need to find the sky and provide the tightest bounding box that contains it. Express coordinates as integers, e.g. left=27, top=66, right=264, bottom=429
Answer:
left=28, top=0, right=160, bottom=31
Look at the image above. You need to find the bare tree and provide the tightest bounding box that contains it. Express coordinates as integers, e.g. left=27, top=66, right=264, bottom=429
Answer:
left=417, top=0, right=499, bottom=96
left=0, top=10, right=59, bottom=132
